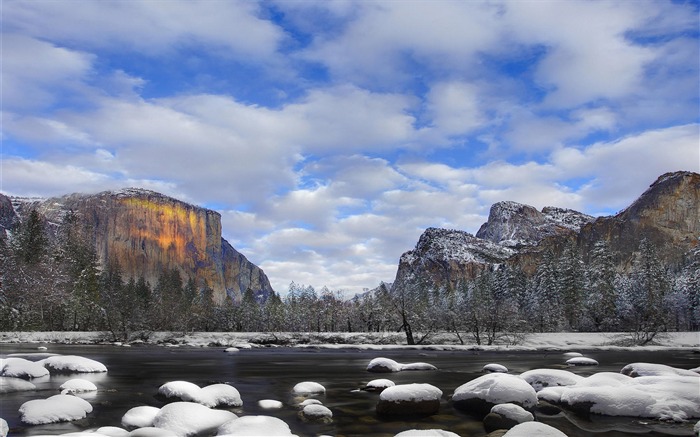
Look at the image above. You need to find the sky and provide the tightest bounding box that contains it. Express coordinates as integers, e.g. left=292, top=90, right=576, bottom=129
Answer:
left=1, top=0, right=699, bottom=296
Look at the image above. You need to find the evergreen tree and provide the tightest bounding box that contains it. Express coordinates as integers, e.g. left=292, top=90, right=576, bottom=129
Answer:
left=558, top=242, right=585, bottom=330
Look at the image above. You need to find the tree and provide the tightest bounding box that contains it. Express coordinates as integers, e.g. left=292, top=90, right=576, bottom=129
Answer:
left=531, top=249, right=561, bottom=332
left=558, top=243, right=584, bottom=330
left=584, top=240, right=619, bottom=331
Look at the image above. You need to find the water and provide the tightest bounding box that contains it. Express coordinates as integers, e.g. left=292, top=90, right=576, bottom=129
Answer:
left=1, top=344, right=698, bottom=436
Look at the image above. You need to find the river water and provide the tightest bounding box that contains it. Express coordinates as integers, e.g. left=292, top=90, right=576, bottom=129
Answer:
left=1, top=344, right=698, bottom=436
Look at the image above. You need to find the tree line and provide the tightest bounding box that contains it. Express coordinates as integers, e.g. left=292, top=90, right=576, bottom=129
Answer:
left=1, top=209, right=698, bottom=344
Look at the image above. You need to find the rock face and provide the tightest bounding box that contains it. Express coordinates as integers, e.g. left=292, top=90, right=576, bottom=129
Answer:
left=393, top=171, right=699, bottom=293
left=6, top=189, right=273, bottom=304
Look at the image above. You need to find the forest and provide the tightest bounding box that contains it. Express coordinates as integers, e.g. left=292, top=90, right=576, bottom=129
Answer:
left=1, top=207, right=698, bottom=345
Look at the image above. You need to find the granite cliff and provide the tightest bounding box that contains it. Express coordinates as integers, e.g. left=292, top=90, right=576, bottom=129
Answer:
left=393, top=171, right=699, bottom=293
left=5, top=188, right=273, bottom=304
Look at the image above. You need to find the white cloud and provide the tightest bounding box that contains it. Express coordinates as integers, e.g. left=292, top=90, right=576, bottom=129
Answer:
left=426, top=81, right=485, bottom=136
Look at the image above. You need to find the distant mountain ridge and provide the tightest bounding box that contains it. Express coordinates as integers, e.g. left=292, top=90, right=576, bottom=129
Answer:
left=2, top=188, right=274, bottom=304
left=393, top=171, right=700, bottom=292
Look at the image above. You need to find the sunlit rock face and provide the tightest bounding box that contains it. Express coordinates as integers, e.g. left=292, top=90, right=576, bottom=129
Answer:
left=393, top=171, right=699, bottom=292
left=20, top=188, right=273, bottom=304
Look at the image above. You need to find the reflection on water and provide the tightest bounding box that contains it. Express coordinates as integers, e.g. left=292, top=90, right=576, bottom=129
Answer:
left=1, top=344, right=698, bottom=436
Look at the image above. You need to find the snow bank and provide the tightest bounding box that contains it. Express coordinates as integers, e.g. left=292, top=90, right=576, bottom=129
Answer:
left=158, top=381, right=242, bottom=408
left=60, top=378, right=98, bottom=393
left=151, top=402, right=237, bottom=436
left=41, top=355, right=108, bottom=373
left=122, top=406, right=161, bottom=429
left=367, top=357, right=437, bottom=372
left=0, top=357, right=50, bottom=378
left=292, top=381, right=325, bottom=395
left=519, top=369, right=584, bottom=391
left=621, top=362, right=700, bottom=378
left=452, top=373, right=537, bottom=414
left=502, top=421, right=568, bottom=436
left=217, top=415, right=296, bottom=436
left=19, top=394, right=93, bottom=424
left=0, top=376, right=36, bottom=393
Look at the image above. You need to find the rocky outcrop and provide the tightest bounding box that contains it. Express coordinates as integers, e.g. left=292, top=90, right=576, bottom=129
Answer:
left=7, top=189, right=273, bottom=304
left=393, top=171, right=699, bottom=293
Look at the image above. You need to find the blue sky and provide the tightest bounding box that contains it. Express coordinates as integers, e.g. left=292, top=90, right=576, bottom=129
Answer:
left=2, top=0, right=699, bottom=295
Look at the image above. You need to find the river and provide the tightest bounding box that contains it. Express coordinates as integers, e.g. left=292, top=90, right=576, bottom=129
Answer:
left=1, top=344, right=698, bottom=436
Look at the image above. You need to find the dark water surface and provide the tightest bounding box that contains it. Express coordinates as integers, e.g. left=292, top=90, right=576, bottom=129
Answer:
left=1, top=344, right=698, bottom=436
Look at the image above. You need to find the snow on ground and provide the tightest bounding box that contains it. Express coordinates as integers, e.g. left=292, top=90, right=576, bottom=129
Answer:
left=158, top=381, right=242, bottom=408
left=216, top=415, right=297, bottom=436
left=19, top=394, right=93, bottom=424
left=1, top=331, right=698, bottom=351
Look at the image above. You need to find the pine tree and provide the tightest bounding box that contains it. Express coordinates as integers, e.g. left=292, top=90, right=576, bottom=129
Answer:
left=585, top=240, right=618, bottom=331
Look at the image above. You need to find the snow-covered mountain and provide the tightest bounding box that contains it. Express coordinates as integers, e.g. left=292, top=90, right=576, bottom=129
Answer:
left=393, top=171, right=700, bottom=293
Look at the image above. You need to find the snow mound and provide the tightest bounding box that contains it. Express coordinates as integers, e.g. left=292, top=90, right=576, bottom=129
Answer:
left=224, top=347, right=239, bottom=353
left=122, top=406, right=161, bottom=429
left=299, top=399, right=322, bottom=407
left=0, top=376, right=37, bottom=393
left=621, top=362, right=700, bottom=378
left=41, top=355, right=108, bottom=373
left=151, top=402, right=237, bottom=436
left=544, top=373, right=700, bottom=421
left=1, top=418, right=7, bottom=437
left=19, top=394, right=93, bottom=424
left=502, top=421, right=568, bottom=436
left=452, top=373, right=537, bottom=414
left=519, top=369, right=584, bottom=391
left=490, top=403, right=534, bottom=422
left=566, top=357, right=598, bottom=366
left=60, top=378, right=98, bottom=393
left=158, top=381, right=242, bottom=408
left=563, top=352, right=583, bottom=358
left=0, top=357, right=50, bottom=379
left=93, top=426, right=129, bottom=436
left=128, top=427, right=178, bottom=436
left=484, top=363, right=508, bottom=373
left=217, top=415, right=297, bottom=436
left=258, top=399, right=283, bottom=409
left=380, top=383, right=443, bottom=403
left=300, top=404, right=333, bottom=422
left=292, top=381, right=325, bottom=395
left=366, top=378, right=395, bottom=391
left=367, top=357, right=437, bottom=373
left=394, top=430, right=459, bottom=437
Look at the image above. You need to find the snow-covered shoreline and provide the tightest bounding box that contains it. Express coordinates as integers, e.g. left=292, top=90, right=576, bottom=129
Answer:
left=1, top=331, right=698, bottom=351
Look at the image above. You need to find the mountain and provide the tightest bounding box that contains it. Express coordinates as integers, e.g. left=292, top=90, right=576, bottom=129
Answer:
left=393, top=171, right=700, bottom=293
left=4, top=188, right=274, bottom=304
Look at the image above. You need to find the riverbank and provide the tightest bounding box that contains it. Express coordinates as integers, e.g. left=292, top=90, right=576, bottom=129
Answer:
left=1, top=331, right=698, bottom=351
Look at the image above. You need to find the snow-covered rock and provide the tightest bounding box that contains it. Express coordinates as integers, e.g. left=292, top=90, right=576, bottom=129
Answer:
left=224, top=347, right=239, bottom=353
left=0, top=357, right=50, bottom=379
left=566, top=357, right=598, bottom=366
left=366, top=357, right=437, bottom=373
left=563, top=352, right=583, bottom=358
left=452, top=373, right=537, bottom=416
left=0, top=418, right=8, bottom=437
left=292, top=381, right=325, bottom=395
left=299, top=404, right=333, bottom=423
left=217, top=416, right=296, bottom=436
left=258, top=399, right=283, bottom=409
left=394, top=430, right=459, bottom=437
left=620, top=362, right=700, bottom=378
left=483, top=363, right=508, bottom=373
left=128, top=427, right=178, bottom=437
left=151, top=402, right=237, bottom=436
left=60, top=378, right=98, bottom=393
left=0, top=376, right=36, bottom=393
left=19, top=394, right=93, bottom=424
left=376, top=383, right=442, bottom=417
left=502, top=421, right=568, bottom=436
left=519, top=369, right=584, bottom=391
left=365, top=378, right=395, bottom=391
left=122, top=406, right=161, bottom=429
left=93, top=426, right=129, bottom=436
left=157, top=381, right=242, bottom=408
left=41, top=355, right=108, bottom=373
left=299, top=399, right=322, bottom=407
left=483, top=403, right=534, bottom=432
left=541, top=373, right=700, bottom=421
